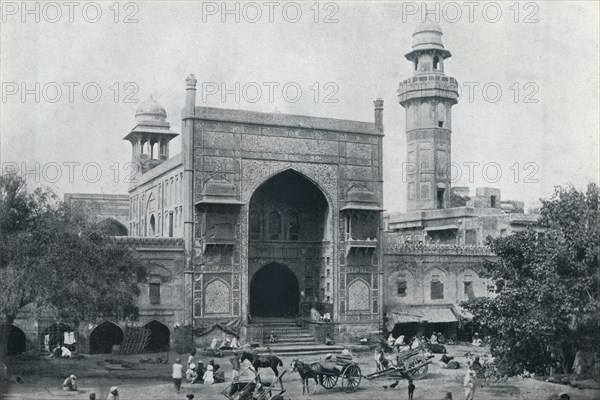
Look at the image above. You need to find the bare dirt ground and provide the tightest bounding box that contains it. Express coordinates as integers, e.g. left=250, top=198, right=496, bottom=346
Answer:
left=3, top=344, right=599, bottom=400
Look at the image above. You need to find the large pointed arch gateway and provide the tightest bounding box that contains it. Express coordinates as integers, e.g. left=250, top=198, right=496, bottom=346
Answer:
left=248, top=169, right=330, bottom=321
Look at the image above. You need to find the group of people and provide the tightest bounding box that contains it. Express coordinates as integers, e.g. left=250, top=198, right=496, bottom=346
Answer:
left=210, top=336, right=240, bottom=351
left=384, top=333, right=424, bottom=352
left=61, top=375, right=119, bottom=400
left=172, top=347, right=235, bottom=393
left=309, top=307, right=332, bottom=322
left=386, top=332, right=447, bottom=349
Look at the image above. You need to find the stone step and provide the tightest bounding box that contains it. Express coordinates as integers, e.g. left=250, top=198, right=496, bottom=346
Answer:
left=256, top=344, right=345, bottom=357
left=264, top=336, right=315, bottom=343
left=270, top=338, right=316, bottom=344
left=262, top=326, right=306, bottom=332
left=265, top=332, right=312, bottom=338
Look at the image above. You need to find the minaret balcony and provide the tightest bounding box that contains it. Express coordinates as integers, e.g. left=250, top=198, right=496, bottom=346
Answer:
left=398, top=76, right=459, bottom=105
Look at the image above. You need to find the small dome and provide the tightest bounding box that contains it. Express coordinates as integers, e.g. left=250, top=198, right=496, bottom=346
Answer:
left=135, top=95, right=168, bottom=126
left=411, top=18, right=445, bottom=51
left=412, top=18, right=443, bottom=35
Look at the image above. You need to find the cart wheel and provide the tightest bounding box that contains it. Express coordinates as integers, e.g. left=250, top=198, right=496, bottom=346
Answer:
left=320, top=373, right=338, bottom=389
left=341, top=364, right=361, bottom=393
left=407, top=357, right=429, bottom=379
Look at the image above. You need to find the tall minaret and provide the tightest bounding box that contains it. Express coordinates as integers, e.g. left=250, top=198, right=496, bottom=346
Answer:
left=398, top=19, right=459, bottom=211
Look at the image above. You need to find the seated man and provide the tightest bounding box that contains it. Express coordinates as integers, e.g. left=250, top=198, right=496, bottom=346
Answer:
left=340, top=348, right=353, bottom=359
left=60, top=346, right=72, bottom=358
left=437, top=332, right=446, bottom=344
left=430, top=333, right=438, bottom=344
left=394, top=335, right=406, bottom=349
left=220, top=338, right=232, bottom=350
left=62, top=375, right=77, bottom=391
left=186, top=363, right=198, bottom=383
left=411, top=337, right=421, bottom=349
left=324, top=333, right=334, bottom=346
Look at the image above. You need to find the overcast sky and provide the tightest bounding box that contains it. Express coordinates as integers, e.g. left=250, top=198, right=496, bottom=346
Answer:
left=1, top=1, right=598, bottom=212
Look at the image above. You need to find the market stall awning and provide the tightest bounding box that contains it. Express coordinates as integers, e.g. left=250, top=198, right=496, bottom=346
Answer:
left=424, top=225, right=459, bottom=231
left=453, top=306, right=474, bottom=321
left=386, top=306, right=458, bottom=330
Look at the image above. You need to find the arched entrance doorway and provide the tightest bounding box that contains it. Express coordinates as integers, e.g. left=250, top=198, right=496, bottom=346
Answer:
left=144, top=320, right=170, bottom=352
left=250, top=263, right=300, bottom=318
left=90, top=321, right=123, bottom=354
left=8, top=325, right=26, bottom=355
left=3, top=325, right=26, bottom=355
left=248, top=169, right=329, bottom=321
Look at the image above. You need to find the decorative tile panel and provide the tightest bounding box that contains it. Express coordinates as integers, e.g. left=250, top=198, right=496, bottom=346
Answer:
left=347, top=279, right=370, bottom=311
left=204, top=279, right=231, bottom=314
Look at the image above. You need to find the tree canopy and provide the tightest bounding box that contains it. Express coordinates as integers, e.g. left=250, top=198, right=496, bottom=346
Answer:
left=449, top=191, right=470, bottom=207
left=0, top=174, right=146, bottom=324
left=461, top=183, right=600, bottom=376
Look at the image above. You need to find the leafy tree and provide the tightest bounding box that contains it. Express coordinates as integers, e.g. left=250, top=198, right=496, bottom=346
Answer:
left=461, top=183, right=599, bottom=376
left=449, top=191, right=470, bottom=207
left=0, top=174, right=146, bottom=325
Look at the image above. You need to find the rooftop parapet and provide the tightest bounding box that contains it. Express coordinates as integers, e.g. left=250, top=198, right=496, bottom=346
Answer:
left=111, top=236, right=184, bottom=249
left=186, top=106, right=382, bottom=136
left=384, top=242, right=493, bottom=256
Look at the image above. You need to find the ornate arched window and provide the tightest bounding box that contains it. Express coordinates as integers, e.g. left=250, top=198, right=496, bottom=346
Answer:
left=268, top=211, right=282, bottom=240
left=149, top=215, right=156, bottom=236
left=287, top=211, right=299, bottom=241
left=249, top=210, right=262, bottom=240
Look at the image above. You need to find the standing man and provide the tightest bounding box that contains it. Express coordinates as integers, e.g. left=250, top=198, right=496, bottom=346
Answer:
left=172, top=358, right=184, bottom=394
left=408, top=379, right=415, bottom=400
left=464, top=367, right=476, bottom=400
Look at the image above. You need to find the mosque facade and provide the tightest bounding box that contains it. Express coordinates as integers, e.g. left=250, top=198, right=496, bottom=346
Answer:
left=6, top=20, right=542, bottom=354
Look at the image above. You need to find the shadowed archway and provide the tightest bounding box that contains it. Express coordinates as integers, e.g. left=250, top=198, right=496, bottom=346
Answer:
left=250, top=263, right=300, bottom=318
left=144, top=320, right=170, bottom=352
left=5, top=325, right=26, bottom=355
left=90, top=321, right=123, bottom=354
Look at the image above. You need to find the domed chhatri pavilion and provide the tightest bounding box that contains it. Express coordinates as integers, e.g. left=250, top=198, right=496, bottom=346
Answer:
left=123, top=96, right=179, bottom=173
